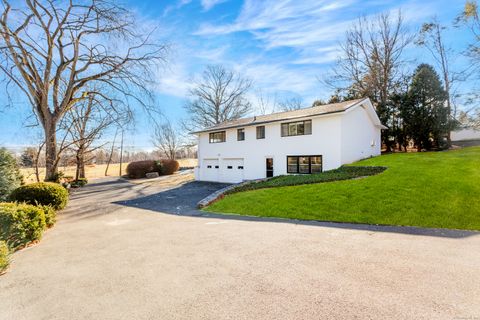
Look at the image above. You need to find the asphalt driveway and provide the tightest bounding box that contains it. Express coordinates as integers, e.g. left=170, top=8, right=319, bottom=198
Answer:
left=1, top=176, right=479, bottom=320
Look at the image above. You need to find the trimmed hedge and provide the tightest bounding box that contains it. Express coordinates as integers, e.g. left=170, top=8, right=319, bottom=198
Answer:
left=0, top=240, right=9, bottom=274
left=10, top=182, right=68, bottom=210
left=0, top=203, right=46, bottom=249
left=160, top=159, right=179, bottom=175
left=126, top=160, right=159, bottom=179
left=126, top=159, right=179, bottom=179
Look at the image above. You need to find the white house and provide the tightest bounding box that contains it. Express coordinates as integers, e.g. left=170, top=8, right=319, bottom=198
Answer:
left=193, top=98, right=386, bottom=183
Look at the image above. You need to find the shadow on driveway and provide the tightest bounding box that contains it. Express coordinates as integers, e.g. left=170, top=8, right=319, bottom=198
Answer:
left=114, top=181, right=231, bottom=215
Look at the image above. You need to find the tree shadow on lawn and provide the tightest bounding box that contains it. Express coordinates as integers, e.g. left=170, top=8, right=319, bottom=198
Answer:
left=114, top=182, right=479, bottom=239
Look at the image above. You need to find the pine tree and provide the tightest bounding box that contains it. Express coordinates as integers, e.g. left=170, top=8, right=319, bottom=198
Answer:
left=403, top=64, right=448, bottom=150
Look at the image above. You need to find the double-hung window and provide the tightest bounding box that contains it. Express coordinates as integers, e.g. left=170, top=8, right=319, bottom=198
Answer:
left=281, top=120, right=312, bottom=137
left=256, top=126, right=265, bottom=139
left=237, top=128, right=245, bottom=141
left=286, top=155, right=322, bottom=174
left=209, top=131, right=226, bottom=143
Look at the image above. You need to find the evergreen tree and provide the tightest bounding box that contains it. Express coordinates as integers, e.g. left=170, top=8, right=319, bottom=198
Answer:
left=403, top=64, right=448, bottom=150
left=0, top=148, right=23, bottom=201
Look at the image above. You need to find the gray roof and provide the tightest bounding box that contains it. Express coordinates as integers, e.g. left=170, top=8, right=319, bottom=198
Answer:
left=192, top=98, right=367, bottom=134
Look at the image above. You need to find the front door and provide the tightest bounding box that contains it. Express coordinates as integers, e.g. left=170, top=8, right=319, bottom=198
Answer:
left=266, top=158, right=273, bottom=178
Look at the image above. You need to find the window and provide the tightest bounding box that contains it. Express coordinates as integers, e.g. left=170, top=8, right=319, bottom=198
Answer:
left=238, top=166, right=244, bottom=169
left=215, top=165, right=219, bottom=169
left=281, top=120, right=312, bottom=137
left=209, top=131, right=226, bottom=143
left=237, top=128, right=245, bottom=141
left=287, top=156, right=298, bottom=173
left=227, top=166, right=233, bottom=169
left=286, top=155, right=322, bottom=174
left=256, top=126, right=265, bottom=139
left=207, top=165, right=212, bottom=168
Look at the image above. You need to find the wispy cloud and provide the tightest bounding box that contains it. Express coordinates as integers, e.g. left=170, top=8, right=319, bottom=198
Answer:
left=201, top=0, right=227, bottom=11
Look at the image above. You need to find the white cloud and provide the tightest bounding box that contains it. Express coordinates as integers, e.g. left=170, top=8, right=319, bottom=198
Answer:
left=201, top=0, right=227, bottom=11
left=194, top=0, right=437, bottom=66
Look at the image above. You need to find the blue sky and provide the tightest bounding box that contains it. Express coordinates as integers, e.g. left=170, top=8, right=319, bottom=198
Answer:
left=0, top=0, right=473, bottom=152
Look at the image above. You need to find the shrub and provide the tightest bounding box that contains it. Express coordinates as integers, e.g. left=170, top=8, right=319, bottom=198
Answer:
left=0, top=241, right=9, bottom=274
left=0, top=203, right=46, bottom=249
left=41, top=205, right=56, bottom=228
left=0, top=148, right=23, bottom=201
left=45, top=171, right=64, bottom=183
left=71, top=178, right=88, bottom=188
left=126, top=160, right=159, bottom=179
left=10, top=182, right=69, bottom=210
left=159, top=159, right=179, bottom=175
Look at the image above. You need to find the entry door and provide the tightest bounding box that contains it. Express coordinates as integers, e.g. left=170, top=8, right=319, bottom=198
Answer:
left=266, top=158, right=273, bottom=178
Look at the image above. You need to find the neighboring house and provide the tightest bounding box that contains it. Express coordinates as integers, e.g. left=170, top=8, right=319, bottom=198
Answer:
left=192, top=98, right=386, bottom=183
left=451, top=128, right=480, bottom=142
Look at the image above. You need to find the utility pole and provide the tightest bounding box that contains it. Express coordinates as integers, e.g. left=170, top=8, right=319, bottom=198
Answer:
left=119, top=129, right=124, bottom=177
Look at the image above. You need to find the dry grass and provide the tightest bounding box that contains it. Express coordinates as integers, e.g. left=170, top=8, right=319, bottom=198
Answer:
left=20, top=159, right=198, bottom=184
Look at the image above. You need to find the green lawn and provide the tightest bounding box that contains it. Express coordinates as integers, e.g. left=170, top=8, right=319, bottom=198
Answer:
left=205, top=147, right=480, bottom=230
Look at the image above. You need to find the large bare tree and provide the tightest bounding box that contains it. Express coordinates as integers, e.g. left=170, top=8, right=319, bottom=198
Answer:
left=329, top=11, right=412, bottom=105
left=326, top=11, right=412, bottom=151
left=183, top=65, right=252, bottom=131
left=0, top=0, right=167, bottom=180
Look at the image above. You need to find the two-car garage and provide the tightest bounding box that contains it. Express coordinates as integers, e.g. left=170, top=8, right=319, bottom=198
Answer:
left=201, top=158, right=245, bottom=183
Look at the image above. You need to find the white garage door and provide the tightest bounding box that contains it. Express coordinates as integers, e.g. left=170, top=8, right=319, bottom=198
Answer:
left=202, top=159, right=219, bottom=182
left=221, top=158, right=244, bottom=183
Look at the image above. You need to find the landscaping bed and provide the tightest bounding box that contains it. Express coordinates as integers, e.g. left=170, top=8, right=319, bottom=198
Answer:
left=205, top=147, right=480, bottom=231
left=225, top=166, right=387, bottom=194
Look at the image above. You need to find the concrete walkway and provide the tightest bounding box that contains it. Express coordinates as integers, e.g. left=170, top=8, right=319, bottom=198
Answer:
left=0, top=177, right=479, bottom=320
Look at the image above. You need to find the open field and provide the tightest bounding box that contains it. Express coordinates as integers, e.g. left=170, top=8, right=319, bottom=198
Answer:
left=206, top=147, right=480, bottom=230
left=20, top=158, right=198, bottom=183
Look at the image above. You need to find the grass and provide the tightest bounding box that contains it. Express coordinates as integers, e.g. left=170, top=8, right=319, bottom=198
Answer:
left=20, top=159, right=198, bottom=184
left=205, top=147, right=480, bottom=231
left=226, top=166, right=386, bottom=194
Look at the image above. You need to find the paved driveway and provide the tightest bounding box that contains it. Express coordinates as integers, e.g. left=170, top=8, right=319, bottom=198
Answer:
left=1, top=176, right=479, bottom=320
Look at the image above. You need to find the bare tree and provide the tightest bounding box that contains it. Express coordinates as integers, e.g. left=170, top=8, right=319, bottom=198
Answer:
left=183, top=65, right=252, bottom=131
left=278, top=97, right=304, bottom=112
left=0, top=0, right=167, bottom=180
left=328, top=11, right=412, bottom=105
left=64, top=91, right=130, bottom=180
left=326, top=11, right=412, bottom=151
left=254, top=88, right=277, bottom=115
left=152, top=119, right=181, bottom=160
left=417, top=18, right=465, bottom=144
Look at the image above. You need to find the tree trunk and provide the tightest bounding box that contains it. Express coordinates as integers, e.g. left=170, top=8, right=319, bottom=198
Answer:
left=44, top=119, right=58, bottom=181
left=75, top=147, right=86, bottom=180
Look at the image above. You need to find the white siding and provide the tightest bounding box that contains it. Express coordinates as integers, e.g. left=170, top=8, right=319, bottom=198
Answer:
left=341, top=105, right=381, bottom=164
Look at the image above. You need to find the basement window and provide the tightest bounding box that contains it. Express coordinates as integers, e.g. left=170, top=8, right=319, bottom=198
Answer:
left=207, top=165, right=212, bottom=168
left=227, top=166, right=233, bottom=169
left=287, top=155, right=322, bottom=174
